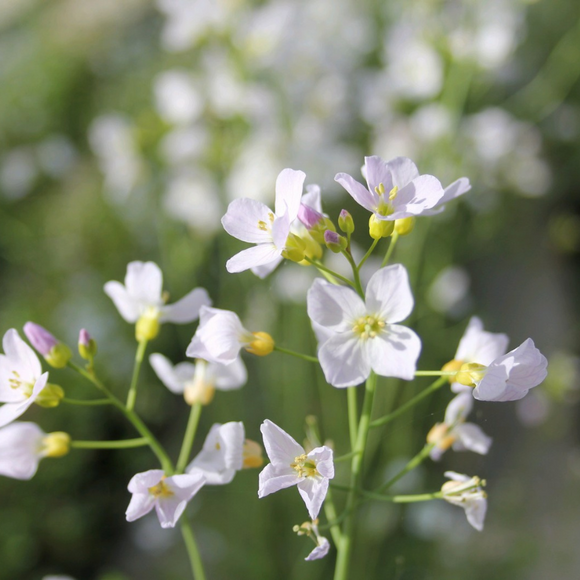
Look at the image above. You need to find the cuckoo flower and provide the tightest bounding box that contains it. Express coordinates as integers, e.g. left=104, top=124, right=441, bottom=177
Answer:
left=0, top=329, right=49, bottom=428
left=104, top=261, right=211, bottom=341
left=421, top=177, right=472, bottom=216
left=126, top=469, right=205, bottom=529
left=441, top=471, right=487, bottom=531
left=186, top=306, right=274, bottom=365
left=335, top=156, right=445, bottom=221
left=0, top=422, right=70, bottom=480
left=186, top=422, right=262, bottom=484
left=258, top=420, right=334, bottom=520
left=150, top=353, right=246, bottom=405
left=427, top=392, right=492, bottom=461
left=307, top=264, right=421, bottom=387
left=221, top=168, right=306, bottom=277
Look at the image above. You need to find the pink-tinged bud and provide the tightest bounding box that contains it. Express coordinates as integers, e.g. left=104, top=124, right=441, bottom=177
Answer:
left=338, top=209, right=354, bottom=234
left=298, top=203, right=324, bottom=230
left=78, top=329, right=97, bottom=360
left=23, top=322, right=58, bottom=356
left=324, top=230, right=348, bottom=253
left=79, top=329, right=91, bottom=347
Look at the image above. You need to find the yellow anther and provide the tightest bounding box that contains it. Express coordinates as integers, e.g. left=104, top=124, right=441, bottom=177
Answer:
left=41, top=432, right=70, bottom=458
left=245, top=332, right=275, bottom=356
left=290, top=454, right=318, bottom=478
left=257, top=220, right=268, bottom=231
left=352, top=315, right=385, bottom=340
left=374, top=182, right=386, bottom=195
left=148, top=477, right=175, bottom=499
left=388, top=185, right=398, bottom=200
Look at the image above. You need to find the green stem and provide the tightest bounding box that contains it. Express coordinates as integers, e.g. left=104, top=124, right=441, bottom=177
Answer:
left=62, top=397, right=111, bottom=406
left=273, top=345, right=319, bottom=363
left=176, top=404, right=203, bottom=474
left=414, top=370, right=457, bottom=377
left=180, top=517, right=208, bottom=580
left=333, top=372, right=377, bottom=580
left=369, top=377, right=447, bottom=429
left=323, top=489, right=343, bottom=547
left=341, top=250, right=364, bottom=297
left=357, top=238, right=380, bottom=272
left=375, top=443, right=435, bottom=493
left=331, top=484, right=442, bottom=503
left=347, top=387, right=358, bottom=451
left=334, top=450, right=362, bottom=463
left=71, top=438, right=149, bottom=449
left=381, top=231, right=399, bottom=267
left=126, top=338, right=148, bottom=411
left=304, top=257, right=356, bottom=288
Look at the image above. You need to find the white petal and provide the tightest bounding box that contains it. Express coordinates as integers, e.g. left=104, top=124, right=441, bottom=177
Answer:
left=387, top=157, right=420, bottom=188
left=160, top=287, right=211, bottom=323
left=391, top=175, right=444, bottom=218
left=219, top=421, right=245, bottom=470
left=365, top=265, right=414, bottom=323
left=127, top=469, right=166, bottom=493
left=307, top=279, right=366, bottom=332
left=367, top=325, right=421, bottom=381
left=271, top=211, right=291, bottom=250
left=125, top=261, right=164, bottom=306
left=311, top=322, right=335, bottom=350
left=305, top=537, right=330, bottom=561
left=364, top=156, right=394, bottom=194
left=103, top=281, right=140, bottom=322
left=421, top=177, right=471, bottom=216
left=274, top=168, right=306, bottom=221
left=149, top=353, right=187, bottom=394
left=0, top=422, right=44, bottom=480
left=0, top=373, right=48, bottom=428
left=251, top=255, right=283, bottom=279
left=125, top=492, right=156, bottom=522
left=0, top=355, right=29, bottom=403
left=334, top=172, right=377, bottom=213
left=258, top=463, right=300, bottom=497
left=302, top=184, right=322, bottom=213
left=3, top=329, right=42, bottom=382
left=307, top=446, right=334, bottom=479
left=453, top=423, right=492, bottom=455
left=297, top=477, right=329, bottom=520
left=318, top=333, right=370, bottom=388
left=221, top=198, right=276, bottom=244
left=464, top=497, right=487, bottom=531
left=260, top=419, right=304, bottom=467
left=211, top=358, right=247, bottom=391
left=444, top=392, right=473, bottom=425
left=455, top=317, right=509, bottom=365
left=226, top=244, right=282, bottom=274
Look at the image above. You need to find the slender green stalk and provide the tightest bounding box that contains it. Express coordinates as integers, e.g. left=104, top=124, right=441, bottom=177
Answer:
left=323, top=489, right=343, bottom=547
left=376, top=443, right=435, bottom=493
left=126, top=338, right=148, bottom=411
left=357, top=238, right=380, bottom=272
left=341, top=250, right=364, bottom=297
left=414, top=370, right=457, bottom=377
left=304, top=257, right=355, bottom=288
left=333, top=373, right=377, bottom=580
left=71, top=438, right=149, bottom=449
left=62, top=397, right=111, bottom=406
left=347, top=387, right=358, bottom=451
left=370, top=377, right=447, bottom=429
left=180, top=517, right=208, bottom=580
left=334, top=450, right=362, bottom=463
left=273, top=345, right=319, bottom=363
left=381, top=231, right=399, bottom=267
left=331, top=484, right=442, bottom=503
left=176, top=404, right=203, bottom=473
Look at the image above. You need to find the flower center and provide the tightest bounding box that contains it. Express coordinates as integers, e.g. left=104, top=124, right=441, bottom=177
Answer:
left=352, top=315, right=386, bottom=340
left=8, top=371, right=34, bottom=398
left=374, top=183, right=398, bottom=216
left=257, top=212, right=275, bottom=233
left=290, top=454, right=319, bottom=478
left=148, top=477, right=174, bottom=499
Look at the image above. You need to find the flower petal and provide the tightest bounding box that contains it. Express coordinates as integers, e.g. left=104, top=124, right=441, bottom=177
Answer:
left=455, top=317, right=509, bottom=365
left=464, top=497, right=487, bottom=531
left=453, top=423, right=492, bottom=455
left=260, top=419, right=305, bottom=467
left=0, top=422, right=44, bottom=480
left=444, top=392, right=473, bottom=425
left=149, top=353, right=187, bottom=394
left=387, top=157, right=420, bottom=188
left=125, top=491, right=156, bottom=522
left=221, top=198, right=276, bottom=244
left=3, top=329, right=42, bottom=383
left=367, top=324, right=421, bottom=381
left=274, top=168, right=306, bottom=221
left=159, top=287, right=211, bottom=323
left=301, top=184, right=322, bottom=213
left=365, top=265, right=414, bottom=323
left=125, top=261, right=164, bottom=306
left=251, top=255, right=283, bottom=279
left=258, top=463, right=300, bottom=498
left=318, top=333, right=370, bottom=388
left=390, top=175, right=444, bottom=218
left=334, top=172, right=377, bottom=212
left=0, top=372, right=48, bottom=428
left=226, top=244, right=282, bottom=274
left=307, top=446, right=334, bottom=479
left=103, top=281, right=140, bottom=322
left=305, top=537, right=330, bottom=561
left=364, top=156, right=394, bottom=194
left=297, top=477, right=329, bottom=520
left=211, top=358, right=247, bottom=391
left=127, top=469, right=166, bottom=493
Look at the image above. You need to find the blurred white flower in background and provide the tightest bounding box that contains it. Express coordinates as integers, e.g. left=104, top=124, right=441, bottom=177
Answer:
left=153, top=70, right=204, bottom=126
left=428, top=266, right=472, bottom=316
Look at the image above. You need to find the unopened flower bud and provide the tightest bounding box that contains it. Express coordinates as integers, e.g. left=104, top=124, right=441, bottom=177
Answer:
left=282, top=234, right=307, bottom=263
left=183, top=360, right=216, bottom=406
left=394, top=217, right=415, bottom=236
left=24, top=322, right=72, bottom=368
left=298, top=203, right=324, bottom=230
left=245, top=332, right=274, bottom=356
left=242, top=439, right=264, bottom=468
left=369, top=214, right=395, bottom=240
left=441, top=359, right=463, bottom=383
left=455, top=363, right=487, bottom=387
left=136, top=308, right=160, bottom=342
left=78, top=329, right=97, bottom=360
left=41, top=432, right=70, bottom=458
left=298, top=234, right=323, bottom=265
left=324, top=230, right=348, bottom=253
left=338, top=209, right=355, bottom=235
left=35, top=383, right=65, bottom=408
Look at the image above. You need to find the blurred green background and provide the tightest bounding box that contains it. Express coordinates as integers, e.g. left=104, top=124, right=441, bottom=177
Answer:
left=0, top=0, right=579, bottom=578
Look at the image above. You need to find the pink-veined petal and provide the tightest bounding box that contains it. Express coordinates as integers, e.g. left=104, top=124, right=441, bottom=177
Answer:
left=390, top=175, right=444, bottom=218
left=159, top=287, right=211, bottom=323
left=274, top=168, right=306, bottom=221
left=334, top=172, right=377, bottom=212
left=387, top=157, right=420, bottom=188
left=251, top=255, right=283, bottom=279
left=364, top=156, right=394, bottom=194
left=221, top=198, right=275, bottom=244
left=365, top=265, right=414, bottom=323
left=367, top=324, right=421, bottom=381
left=318, top=333, right=370, bottom=388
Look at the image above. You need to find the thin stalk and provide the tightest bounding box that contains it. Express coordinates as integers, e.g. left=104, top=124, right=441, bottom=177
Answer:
left=381, top=231, right=399, bottom=267
left=180, top=517, right=208, bottom=580
left=332, top=485, right=442, bottom=503
left=323, top=489, right=343, bottom=547
left=375, top=444, right=435, bottom=493
left=176, top=403, right=203, bottom=474
left=334, top=450, right=362, bottom=463
left=71, top=438, right=148, bottom=449
left=341, top=250, right=364, bottom=297
left=273, top=345, right=319, bottom=363
left=370, top=377, right=447, bottom=429
left=126, top=338, right=148, bottom=411
left=414, top=370, right=457, bottom=377
left=62, top=397, right=111, bottom=406
left=333, top=372, right=377, bottom=580
left=304, top=257, right=355, bottom=288
left=347, top=387, right=358, bottom=451
left=357, top=238, right=380, bottom=272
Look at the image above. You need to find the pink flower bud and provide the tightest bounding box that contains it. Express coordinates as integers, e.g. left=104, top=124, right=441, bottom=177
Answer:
left=23, top=322, right=58, bottom=357
left=298, top=203, right=324, bottom=229
left=79, top=329, right=91, bottom=347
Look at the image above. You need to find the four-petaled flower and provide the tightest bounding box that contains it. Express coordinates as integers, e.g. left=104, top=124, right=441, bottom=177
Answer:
left=307, top=264, right=421, bottom=387
left=221, top=168, right=306, bottom=277
left=0, top=330, right=49, bottom=428
left=441, top=471, right=487, bottom=531
left=126, top=469, right=206, bottom=529
left=258, top=419, right=334, bottom=520
left=427, top=392, right=492, bottom=461
left=104, top=261, right=211, bottom=341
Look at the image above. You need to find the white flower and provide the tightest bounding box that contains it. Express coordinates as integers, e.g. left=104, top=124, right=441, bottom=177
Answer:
left=221, top=168, right=306, bottom=276
left=427, top=393, right=492, bottom=461
left=149, top=353, right=246, bottom=405
left=0, top=422, right=48, bottom=479
left=186, top=306, right=274, bottom=365
left=258, top=419, right=334, bottom=520
left=294, top=519, right=331, bottom=561
left=421, top=177, right=472, bottom=216
left=473, top=339, right=548, bottom=402
left=307, top=264, right=421, bottom=387
left=441, top=471, right=487, bottom=531
left=334, top=156, right=444, bottom=221
left=186, top=422, right=245, bottom=485
left=104, top=261, right=211, bottom=340
left=126, top=469, right=205, bottom=529
left=0, top=329, right=49, bottom=428
left=449, top=317, right=509, bottom=393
